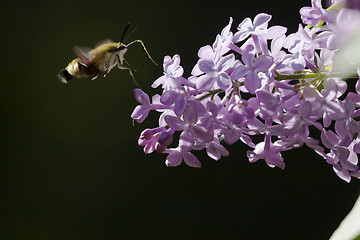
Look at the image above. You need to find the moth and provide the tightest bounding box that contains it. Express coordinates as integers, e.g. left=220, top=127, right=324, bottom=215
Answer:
left=58, top=24, right=157, bottom=86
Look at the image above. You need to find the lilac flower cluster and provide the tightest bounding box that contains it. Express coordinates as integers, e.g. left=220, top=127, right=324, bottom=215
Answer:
left=131, top=0, right=360, bottom=182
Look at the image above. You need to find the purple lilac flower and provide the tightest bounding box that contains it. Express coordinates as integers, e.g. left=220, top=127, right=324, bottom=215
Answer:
left=320, top=129, right=359, bottom=182
left=131, top=1, right=360, bottom=182
left=152, top=54, right=192, bottom=90
left=247, top=134, right=286, bottom=169
left=230, top=46, right=273, bottom=94
left=165, top=148, right=202, bottom=168
left=302, top=79, right=345, bottom=127
left=213, top=17, right=235, bottom=56
left=282, top=24, right=320, bottom=72
left=300, top=0, right=334, bottom=26
left=233, top=13, right=271, bottom=43
left=223, top=96, right=255, bottom=147
left=195, top=53, right=235, bottom=92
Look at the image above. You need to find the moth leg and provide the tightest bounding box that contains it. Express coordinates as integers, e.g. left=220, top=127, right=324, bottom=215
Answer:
left=123, top=58, right=137, bottom=73
left=117, top=64, right=140, bottom=87
left=103, top=68, right=112, bottom=78
left=91, top=72, right=101, bottom=80
left=116, top=56, right=140, bottom=87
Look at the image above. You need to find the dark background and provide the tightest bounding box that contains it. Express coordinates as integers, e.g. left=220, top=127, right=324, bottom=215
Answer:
left=1, top=0, right=360, bottom=239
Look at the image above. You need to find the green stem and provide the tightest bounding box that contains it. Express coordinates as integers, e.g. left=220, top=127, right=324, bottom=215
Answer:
left=196, top=89, right=224, bottom=101
left=327, top=0, right=344, bottom=12
left=274, top=73, right=325, bottom=81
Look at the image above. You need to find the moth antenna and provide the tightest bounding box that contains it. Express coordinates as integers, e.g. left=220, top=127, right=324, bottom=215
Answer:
left=120, top=23, right=130, bottom=43
left=123, top=28, right=138, bottom=44
left=126, top=40, right=157, bottom=66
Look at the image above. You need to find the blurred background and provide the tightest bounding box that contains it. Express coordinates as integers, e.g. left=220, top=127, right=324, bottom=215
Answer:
left=1, top=0, right=360, bottom=239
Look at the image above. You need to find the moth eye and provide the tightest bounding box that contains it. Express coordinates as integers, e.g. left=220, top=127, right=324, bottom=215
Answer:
left=117, top=45, right=126, bottom=51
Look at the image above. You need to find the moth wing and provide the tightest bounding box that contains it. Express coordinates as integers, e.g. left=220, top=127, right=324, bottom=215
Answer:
left=74, top=46, right=94, bottom=66
left=94, top=39, right=113, bottom=48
